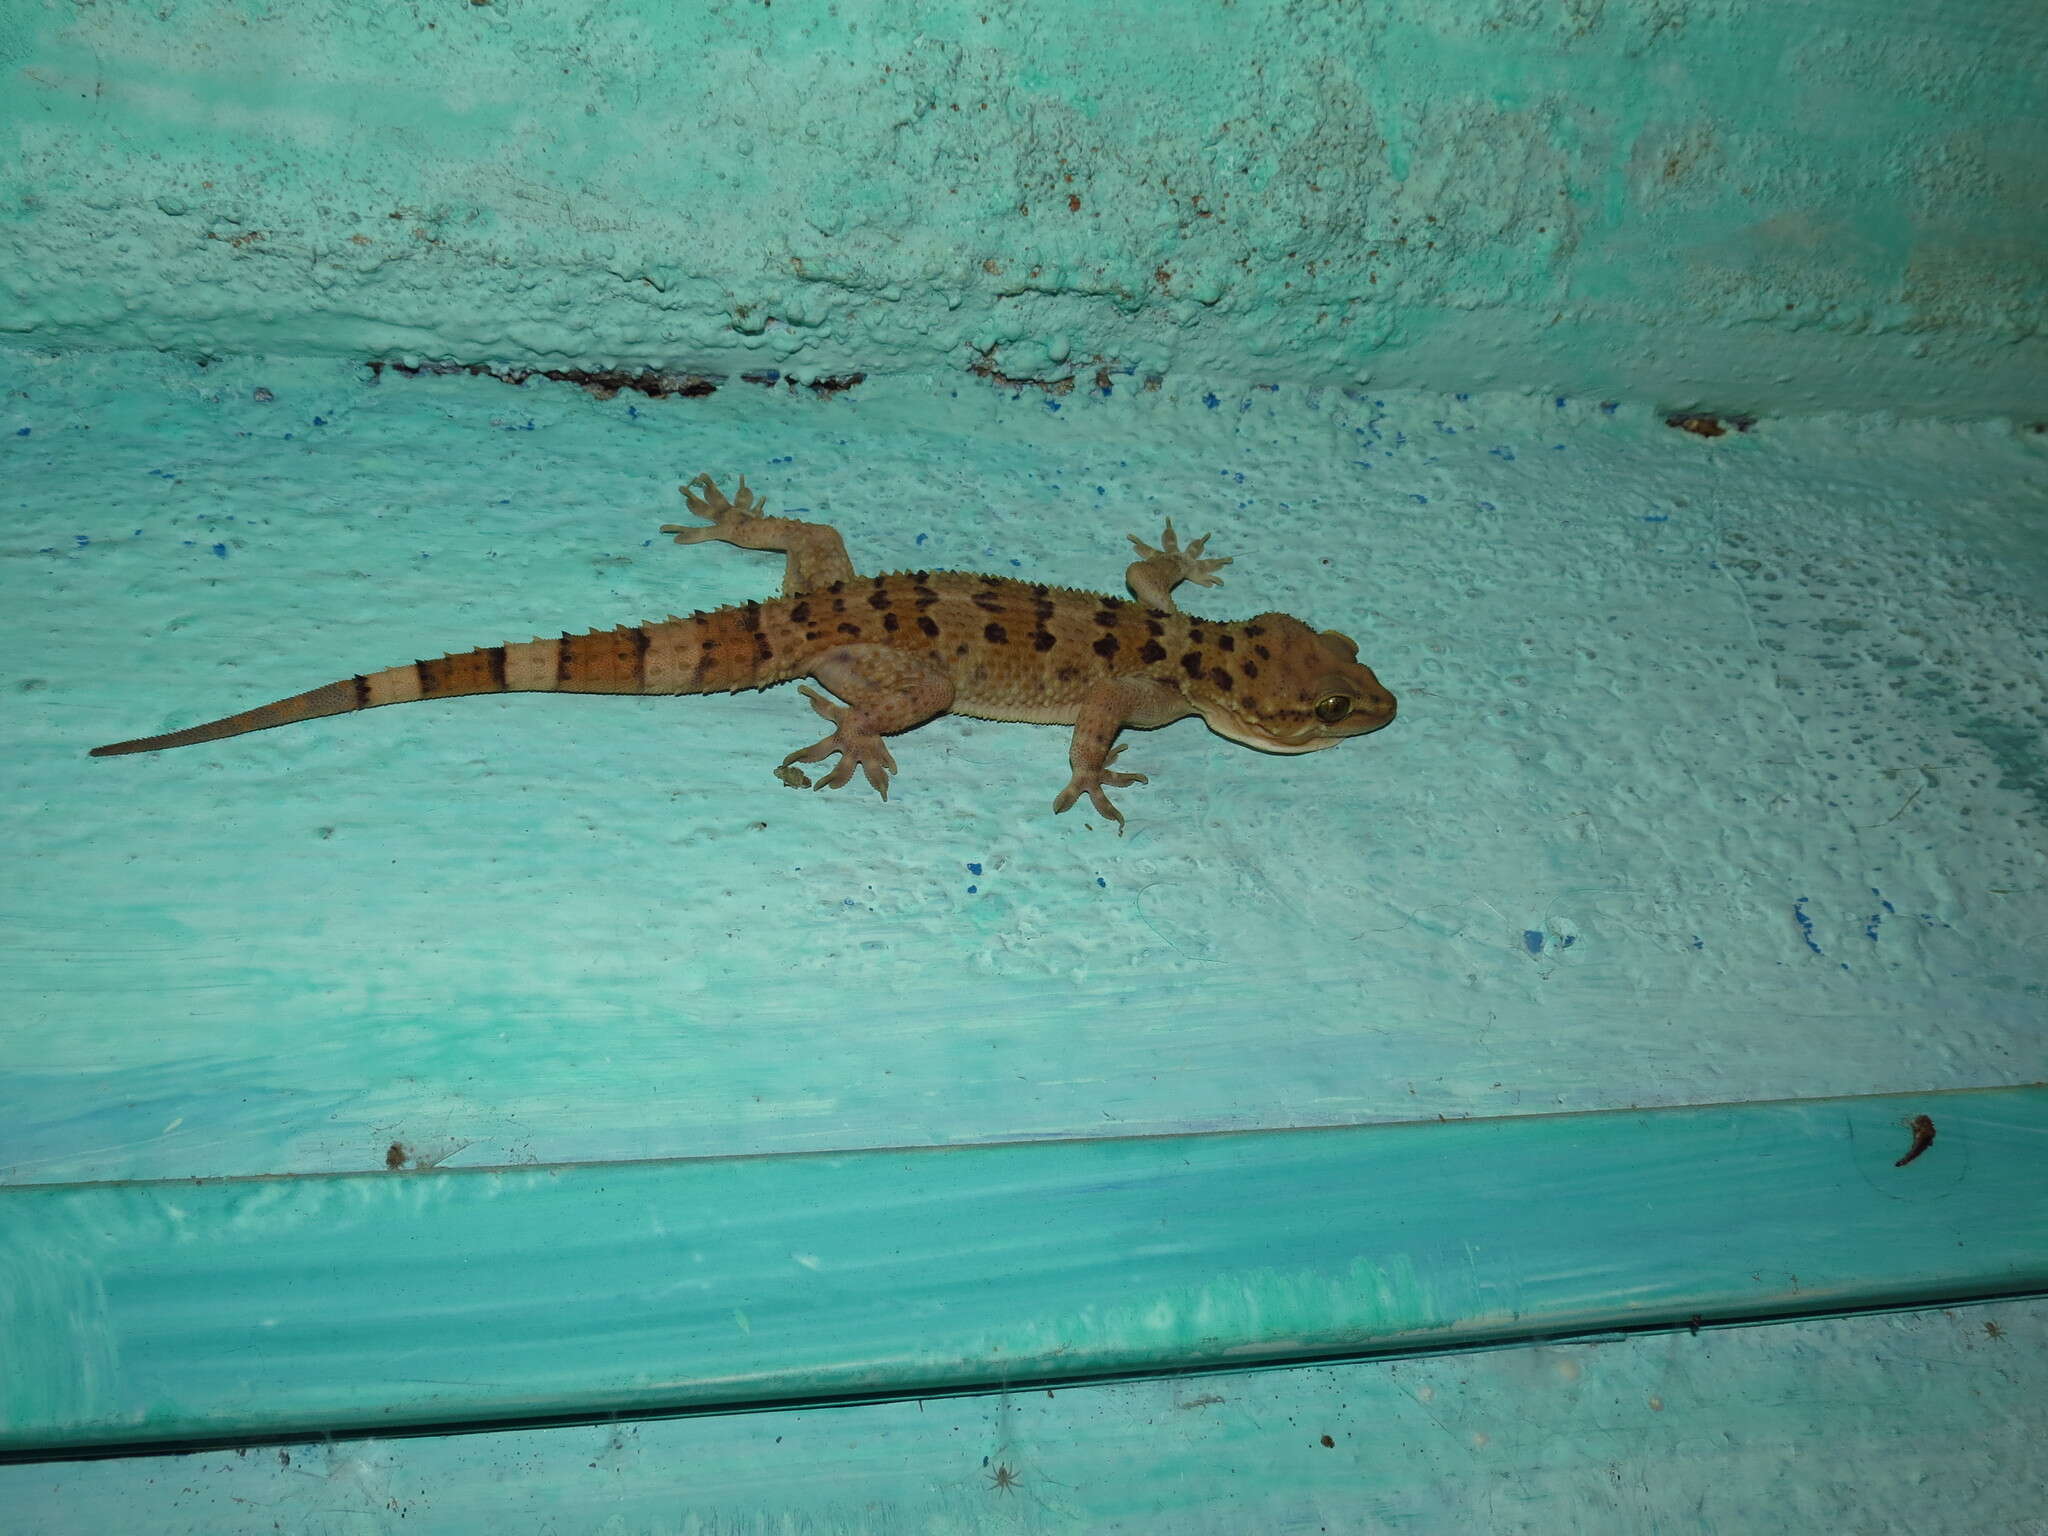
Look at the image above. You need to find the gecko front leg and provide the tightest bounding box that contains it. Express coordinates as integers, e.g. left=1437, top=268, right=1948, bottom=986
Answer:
left=662, top=473, right=858, bottom=596
left=1053, top=677, right=1192, bottom=829
left=777, top=645, right=954, bottom=799
left=1124, top=520, right=1232, bottom=613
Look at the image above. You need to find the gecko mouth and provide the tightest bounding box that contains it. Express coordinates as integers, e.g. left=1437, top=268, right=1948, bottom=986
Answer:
left=1201, top=715, right=1338, bottom=755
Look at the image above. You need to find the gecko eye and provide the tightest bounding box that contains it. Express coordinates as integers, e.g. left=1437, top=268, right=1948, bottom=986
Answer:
left=1313, top=694, right=1354, bottom=725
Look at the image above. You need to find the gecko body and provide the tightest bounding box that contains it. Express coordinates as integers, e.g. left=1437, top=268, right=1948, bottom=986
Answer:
left=91, top=475, right=1397, bottom=823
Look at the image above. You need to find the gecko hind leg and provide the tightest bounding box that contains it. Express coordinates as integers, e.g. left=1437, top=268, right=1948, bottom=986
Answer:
left=776, top=646, right=954, bottom=800
left=661, top=473, right=858, bottom=596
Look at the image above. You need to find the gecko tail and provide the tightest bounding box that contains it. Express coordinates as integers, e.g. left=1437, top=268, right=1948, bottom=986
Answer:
left=87, top=622, right=739, bottom=758
left=89, top=675, right=377, bottom=756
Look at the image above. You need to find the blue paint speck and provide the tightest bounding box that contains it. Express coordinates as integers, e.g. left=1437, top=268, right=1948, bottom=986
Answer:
left=1410, top=494, right=1428, bottom=505
left=915, top=533, right=928, bottom=546
left=1202, top=393, right=1220, bottom=409
left=1600, top=401, right=1619, bottom=414
left=967, top=863, right=982, bottom=876
left=15, top=427, right=30, bottom=436
left=966, top=885, right=978, bottom=894
left=1489, top=446, right=1516, bottom=461
left=1554, top=396, right=1567, bottom=409
left=312, top=416, right=327, bottom=426
left=1095, top=877, right=1107, bottom=888
left=211, top=542, right=229, bottom=559
left=1793, top=897, right=1823, bottom=955
left=1044, top=399, right=1061, bottom=413
left=1523, top=930, right=1544, bottom=955
left=1641, top=514, right=1669, bottom=523
left=74, top=534, right=89, bottom=547
left=1691, top=935, right=1705, bottom=950
left=1455, top=392, right=1470, bottom=402
left=1477, top=501, right=1497, bottom=511
left=1559, top=935, right=1577, bottom=949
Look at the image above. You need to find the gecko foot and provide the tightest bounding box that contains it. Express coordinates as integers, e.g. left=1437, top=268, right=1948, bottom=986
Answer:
left=1127, top=520, right=1231, bottom=590
left=777, top=686, right=899, bottom=799
left=1052, top=745, right=1148, bottom=830
left=661, top=473, right=768, bottom=544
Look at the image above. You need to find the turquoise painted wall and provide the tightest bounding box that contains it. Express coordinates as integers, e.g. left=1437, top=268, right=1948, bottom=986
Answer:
left=5, top=0, right=2046, bottom=416
left=5, top=1, right=2048, bottom=1522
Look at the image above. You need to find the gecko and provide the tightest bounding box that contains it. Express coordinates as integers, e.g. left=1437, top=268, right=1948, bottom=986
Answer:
left=90, top=474, right=1398, bottom=824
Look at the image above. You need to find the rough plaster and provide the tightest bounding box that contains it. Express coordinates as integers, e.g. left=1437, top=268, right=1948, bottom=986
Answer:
left=6, top=350, right=2045, bottom=1184
left=5, top=0, right=2046, bottom=416
left=9, top=1301, right=2047, bottom=1533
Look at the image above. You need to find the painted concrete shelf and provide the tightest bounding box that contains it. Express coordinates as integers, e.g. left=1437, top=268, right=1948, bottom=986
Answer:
left=6, top=1086, right=2044, bottom=1459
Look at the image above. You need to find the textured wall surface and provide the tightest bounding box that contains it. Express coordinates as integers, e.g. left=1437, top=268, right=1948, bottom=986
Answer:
left=5, top=0, right=2046, bottom=416
left=6, top=350, right=2045, bottom=1184
left=9, top=1299, right=2048, bottom=1533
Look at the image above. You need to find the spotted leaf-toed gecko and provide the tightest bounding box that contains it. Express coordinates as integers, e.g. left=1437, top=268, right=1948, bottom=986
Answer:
left=91, top=474, right=1398, bottom=824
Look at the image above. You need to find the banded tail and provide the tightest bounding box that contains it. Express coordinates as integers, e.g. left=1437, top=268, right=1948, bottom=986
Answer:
left=89, top=608, right=796, bottom=758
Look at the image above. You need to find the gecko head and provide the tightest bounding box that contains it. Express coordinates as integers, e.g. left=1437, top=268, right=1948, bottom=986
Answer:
left=1188, top=615, right=1397, bottom=755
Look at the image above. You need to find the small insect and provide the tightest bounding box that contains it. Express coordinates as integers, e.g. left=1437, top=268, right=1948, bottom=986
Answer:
left=1894, top=1114, right=1937, bottom=1167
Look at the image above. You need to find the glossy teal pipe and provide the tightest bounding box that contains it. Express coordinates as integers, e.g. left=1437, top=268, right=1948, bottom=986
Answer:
left=5, top=1087, right=2045, bottom=1456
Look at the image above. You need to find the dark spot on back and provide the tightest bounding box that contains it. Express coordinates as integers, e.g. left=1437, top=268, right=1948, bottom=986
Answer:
left=1242, top=659, right=1259, bottom=679
left=1033, top=629, right=1056, bottom=652
left=1180, top=650, right=1204, bottom=678
left=837, top=622, right=862, bottom=637
left=884, top=611, right=900, bottom=632
left=1030, top=583, right=1049, bottom=599
left=1146, top=617, right=1164, bottom=636
left=740, top=601, right=762, bottom=633
left=1245, top=623, right=1266, bottom=637
left=789, top=601, right=811, bottom=623
left=868, top=590, right=892, bottom=610
left=1188, top=628, right=1205, bottom=645
left=1254, top=644, right=1271, bottom=661
left=985, top=621, right=1008, bottom=644
left=917, top=614, right=940, bottom=637
left=1139, top=640, right=1166, bottom=664
left=1056, top=665, right=1080, bottom=683
left=1094, top=609, right=1121, bottom=628
left=1217, top=633, right=1234, bottom=652
left=1094, top=634, right=1120, bottom=658
left=1208, top=667, right=1233, bottom=692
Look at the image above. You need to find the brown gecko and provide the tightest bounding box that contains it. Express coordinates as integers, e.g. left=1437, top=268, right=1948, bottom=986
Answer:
left=90, top=474, right=1397, bottom=824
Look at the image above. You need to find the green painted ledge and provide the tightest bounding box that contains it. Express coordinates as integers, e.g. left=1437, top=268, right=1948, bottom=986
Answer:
left=4, top=1087, right=2045, bottom=1459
